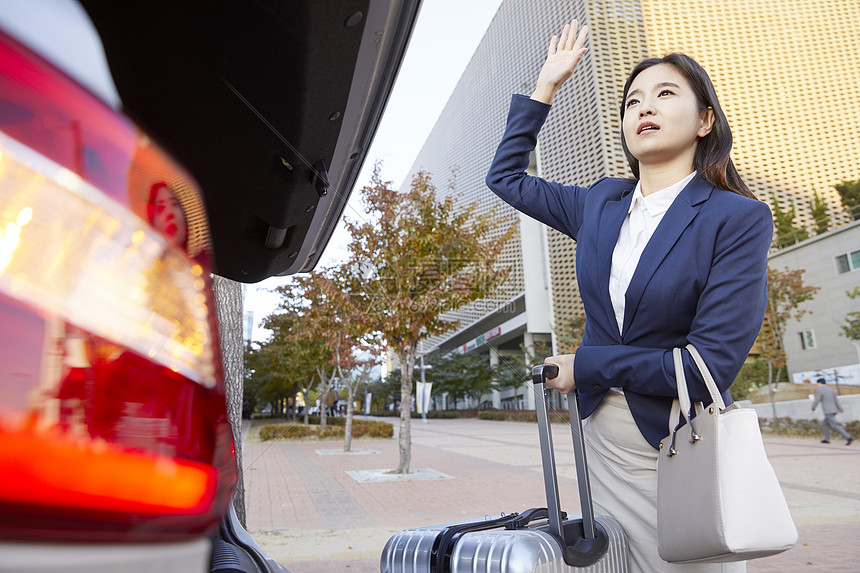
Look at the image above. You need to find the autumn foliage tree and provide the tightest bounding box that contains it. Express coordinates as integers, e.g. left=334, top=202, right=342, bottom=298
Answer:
left=340, top=347, right=383, bottom=451
left=274, top=272, right=374, bottom=440
left=756, top=267, right=819, bottom=417
left=554, top=313, right=586, bottom=355
left=341, top=165, right=516, bottom=473
left=841, top=287, right=860, bottom=343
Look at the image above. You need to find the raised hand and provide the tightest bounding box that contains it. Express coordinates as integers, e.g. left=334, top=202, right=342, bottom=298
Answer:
left=531, top=19, right=589, bottom=104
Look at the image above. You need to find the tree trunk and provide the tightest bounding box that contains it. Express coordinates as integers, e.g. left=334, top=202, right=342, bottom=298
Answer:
left=317, top=368, right=329, bottom=428
left=213, top=276, right=246, bottom=528
left=344, top=383, right=357, bottom=452
left=394, top=345, right=417, bottom=474
left=302, top=386, right=310, bottom=425
left=767, top=361, right=779, bottom=423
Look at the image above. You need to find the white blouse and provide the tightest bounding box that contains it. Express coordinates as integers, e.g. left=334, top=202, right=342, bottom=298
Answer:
left=609, top=171, right=697, bottom=337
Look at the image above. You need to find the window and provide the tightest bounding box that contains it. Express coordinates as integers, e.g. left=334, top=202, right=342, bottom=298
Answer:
left=798, top=330, right=816, bottom=350
left=835, top=249, right=860, bottom=274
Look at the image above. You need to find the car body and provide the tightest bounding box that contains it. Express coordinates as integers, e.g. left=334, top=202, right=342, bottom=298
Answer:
left=0, top=1, right=420, bottom=571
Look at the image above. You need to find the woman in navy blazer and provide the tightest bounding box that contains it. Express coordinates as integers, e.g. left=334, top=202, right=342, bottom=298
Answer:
left=486, top=21, right=772, bottom=572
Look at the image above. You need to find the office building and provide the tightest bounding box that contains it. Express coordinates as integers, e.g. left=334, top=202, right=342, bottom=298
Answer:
left=403, top=0, right=860, bottom=407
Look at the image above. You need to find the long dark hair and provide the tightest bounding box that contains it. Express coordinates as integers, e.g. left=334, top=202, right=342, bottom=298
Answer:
left=619, top=53, right=755, bottom=199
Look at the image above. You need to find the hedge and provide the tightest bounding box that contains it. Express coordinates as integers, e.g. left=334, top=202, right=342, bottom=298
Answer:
left=478, top=409, right=571, bottom=424
left=258, top=419, right=393, bottom=441
left=369, top=409, right=473, bottom=419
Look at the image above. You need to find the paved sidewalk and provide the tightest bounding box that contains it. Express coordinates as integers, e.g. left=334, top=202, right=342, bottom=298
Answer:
left=242, top=417, right=860, bottom=572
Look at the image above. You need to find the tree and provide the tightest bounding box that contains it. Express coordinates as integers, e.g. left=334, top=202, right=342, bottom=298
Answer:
left=368, top=369, right=402, bottom=411
left=834, top=178, right=860, bottom=217
left=771, top=192, right=808, bottom=248
left=755, top=267, right=820, bottom=418
left=262, top=283, right=331, bottom=425
left=342, top=348, right=383, bottom=451
left=554, top=313, right=586, bottom=354
left=341, top=165, right=516, bottom=473
left=214, top=276, right=247, bottom=527
left=320, top=266, right=389, bottom=450
left=840, top=287, right=860, bottom=342
left=808, top=190, right=829, bottom=235
left=731, top=358, right=769, bottom=401
left=274, top=273, right=366, bottom=430
left=244, top=333, right=308, bottom=419
left=266, top=267, right=382, bottom=451
left=492, top=340, right=553, bottom=409
left=427, top=351, right=498, bottom=409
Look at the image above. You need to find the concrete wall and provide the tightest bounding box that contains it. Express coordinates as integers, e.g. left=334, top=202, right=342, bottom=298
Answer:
left=768, top=221, right=860, bottom=380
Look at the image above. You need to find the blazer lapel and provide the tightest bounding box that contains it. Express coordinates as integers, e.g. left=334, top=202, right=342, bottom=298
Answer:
left=621, top=177, right=714, bottom=337
left=596, top=189, right=634, bottom=340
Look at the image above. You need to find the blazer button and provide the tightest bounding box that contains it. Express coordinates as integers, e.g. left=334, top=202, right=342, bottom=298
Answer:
left=592, top=384, right=601, bottom=390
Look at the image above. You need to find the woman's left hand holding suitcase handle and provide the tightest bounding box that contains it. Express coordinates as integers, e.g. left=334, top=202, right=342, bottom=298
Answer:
left=544, top=354, right=576, bottom=393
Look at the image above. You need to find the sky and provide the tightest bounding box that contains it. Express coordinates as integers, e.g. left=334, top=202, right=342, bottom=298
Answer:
left=245, top=0, right=504, bottom=342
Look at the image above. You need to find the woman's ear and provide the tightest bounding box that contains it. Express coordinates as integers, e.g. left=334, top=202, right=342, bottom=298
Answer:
left=698, top=107, right=715, bottom=137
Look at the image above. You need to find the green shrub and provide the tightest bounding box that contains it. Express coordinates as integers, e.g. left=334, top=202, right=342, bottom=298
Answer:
left=307, top=415, right=346, bottom=426
left=369, top=410, right=399, bottom=417
left=426, top=410, right=461, bottom=419
left=477, top=409, right=571, bottom=424
left=258, top=424, right=316, bottom=441
left=478, top=411, right=510, bottom=421
left=369, top=409, right=478, bottom=419
left=352, top=419, right=394, bottom=438
left=318, top=425, right=342, bottom=439
left=257, top=419, right=393, bottom=441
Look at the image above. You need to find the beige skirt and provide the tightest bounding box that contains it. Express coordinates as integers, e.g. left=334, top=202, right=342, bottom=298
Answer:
left=581, top=391, right=746, bottom=573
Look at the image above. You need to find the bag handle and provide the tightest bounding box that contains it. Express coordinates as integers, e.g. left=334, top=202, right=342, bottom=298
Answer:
left=667, top=344, right=725, bottom=455
left=685, top=344, right=726, bottom=411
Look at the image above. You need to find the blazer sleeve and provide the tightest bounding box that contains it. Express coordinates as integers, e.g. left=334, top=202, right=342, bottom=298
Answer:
left=486, top=94, right=590, bottom=239
left=574, top=199, right=774, bottom=403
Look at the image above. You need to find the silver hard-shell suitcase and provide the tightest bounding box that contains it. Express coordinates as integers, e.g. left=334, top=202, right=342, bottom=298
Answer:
left=380, top=364, right=630, bottom=572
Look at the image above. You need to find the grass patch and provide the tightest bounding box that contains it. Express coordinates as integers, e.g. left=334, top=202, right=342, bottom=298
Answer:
left=759, top=417, right=860, bottom=439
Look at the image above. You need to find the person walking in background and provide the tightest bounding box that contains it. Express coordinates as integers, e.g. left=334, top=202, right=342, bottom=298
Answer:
left=811, top=378, right=855, bottom=445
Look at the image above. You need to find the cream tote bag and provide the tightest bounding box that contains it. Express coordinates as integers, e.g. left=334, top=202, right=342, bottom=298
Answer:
left=656, top=344, right=798, bottom=563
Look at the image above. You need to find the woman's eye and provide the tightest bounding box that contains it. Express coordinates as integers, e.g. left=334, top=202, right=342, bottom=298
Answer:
left=625, top=99, right=638, bottom=108
left=659, top=89, right=674, bottom=97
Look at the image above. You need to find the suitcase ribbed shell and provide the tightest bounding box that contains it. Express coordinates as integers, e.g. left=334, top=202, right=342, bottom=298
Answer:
left=380, top=514, right=628, bottom=573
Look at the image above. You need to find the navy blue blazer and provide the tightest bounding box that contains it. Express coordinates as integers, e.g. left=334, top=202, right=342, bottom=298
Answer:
left=487, top=95, right=773, bottom=449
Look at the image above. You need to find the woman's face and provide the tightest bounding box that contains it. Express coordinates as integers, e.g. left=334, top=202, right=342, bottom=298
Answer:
left=622, top=63, right=713, bottom=169
left=151, top=185, right=188, bottom=247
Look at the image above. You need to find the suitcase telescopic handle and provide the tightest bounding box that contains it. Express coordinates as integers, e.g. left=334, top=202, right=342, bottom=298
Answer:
left=532, top=364, right=608, bottom=568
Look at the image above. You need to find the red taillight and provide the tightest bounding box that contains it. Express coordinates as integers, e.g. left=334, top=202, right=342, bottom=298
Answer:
left=0, top=29, right=235, bottom=541
left=0, top=426, right=217, bottom=515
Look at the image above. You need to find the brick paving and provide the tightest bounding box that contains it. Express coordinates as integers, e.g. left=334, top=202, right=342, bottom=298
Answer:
left=241, top=418, right=860, bottom=572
